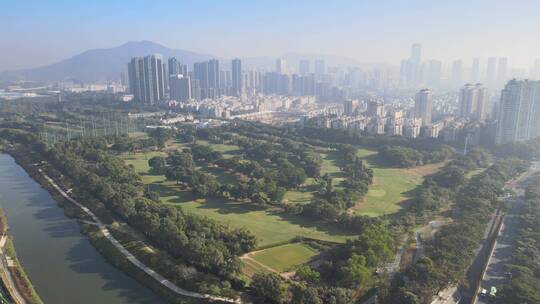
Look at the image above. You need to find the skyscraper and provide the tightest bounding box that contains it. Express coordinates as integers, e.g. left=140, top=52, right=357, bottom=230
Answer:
left=400, top=44, right=422, bottom=88
left=231, top=58, right=242, bottom=96
left=451, top=60, right=463, bottom=85
left=486, top=57, right=497, bottom=84
left=496, top=79, right=540, bottom=144
left=414, top=88, right=432, bottom=126
left=314, top=60, right=326, bottom=75
left=128, top=54, right=165, bottom=104
left=531, top=59, right=540, bottom=80
left=410, top=43, right=421, bottom=64
left=459, top=83, right=487, bottom=121
left=427, top=60, right=442, bottom=87
left=169, top=74, right=191, bottom=102
left=497, top=57, right=508, bottom=83
left=276, top=58, right=287, bottom=74
left=299, top=60, right=310, bottom=74
left=471, top=58, right=480, bottom=83
left=193, top=59, right=220, bottom=99
left=343, top=99, right=359, bottom=116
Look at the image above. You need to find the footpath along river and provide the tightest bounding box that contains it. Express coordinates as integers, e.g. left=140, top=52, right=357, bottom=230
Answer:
left=0, top=154, right=166, bottom=304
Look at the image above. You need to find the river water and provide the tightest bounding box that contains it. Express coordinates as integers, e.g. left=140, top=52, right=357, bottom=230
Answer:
left=0, top=154, right=166, bottom=304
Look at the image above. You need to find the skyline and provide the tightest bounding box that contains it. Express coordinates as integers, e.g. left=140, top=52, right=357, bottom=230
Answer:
left=3, top=0, right=540, bottom=71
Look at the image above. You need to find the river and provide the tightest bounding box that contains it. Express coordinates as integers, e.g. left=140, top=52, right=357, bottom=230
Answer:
left=0, top=154, right=166, bottom=304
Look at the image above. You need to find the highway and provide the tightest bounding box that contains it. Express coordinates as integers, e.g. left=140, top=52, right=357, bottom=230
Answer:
left=475, top=162, right=540, bottom=304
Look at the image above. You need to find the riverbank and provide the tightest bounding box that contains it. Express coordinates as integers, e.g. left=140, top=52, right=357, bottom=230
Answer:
left=3, top=238, right=44, bottom=304
left=0, top=208, right=44, bottom=304
left=2, top=144, right=242, bottom=303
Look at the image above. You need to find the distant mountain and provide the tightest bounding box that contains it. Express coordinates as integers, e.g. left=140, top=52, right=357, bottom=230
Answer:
left=0, top=41, right=215, bottom=82
left=0, top=41, right=370, bottom=83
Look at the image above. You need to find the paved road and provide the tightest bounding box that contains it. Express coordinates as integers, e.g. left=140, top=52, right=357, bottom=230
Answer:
left=476, top=162, right=540, bottom=304
left=40, top=169, right=242, bottom=304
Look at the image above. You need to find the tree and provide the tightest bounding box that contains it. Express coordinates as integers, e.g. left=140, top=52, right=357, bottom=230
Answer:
left=251, top=273, right=287, bottom=303
left=339, top=254, right=370, bottom=288
left=296, top=266, right=321, bottom=284
left=148, top=156, right=166, bottom=174
left=290, top=283, right=322, bottom=304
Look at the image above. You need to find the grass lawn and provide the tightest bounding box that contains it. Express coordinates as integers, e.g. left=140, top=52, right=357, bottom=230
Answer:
left=241, top=257, right=272, bottom=277
left=196, top=140, right=242, bottom=159
left=250, top=243, right=319, bottom=272
left=283, top=151, right=345, bottom=204
left=121, top=151, right=354, bottom=247
left=465, top=167, right=486, bottom=179
left=121, top=151, right=167, bottom=173
left=353, top=148, right=444, bottom=217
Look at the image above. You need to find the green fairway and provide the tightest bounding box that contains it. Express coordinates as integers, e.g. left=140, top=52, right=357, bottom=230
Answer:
left=354, top=148, right=444, bottom=217
left=122, top=151, right=354, bottom=247
left=121, top=151, right=167, bottom=173
left=250, top=243, right=319, bottom=272
left=241, top=257, right=272, bottom=277
left=283, top=151, right=345, bottom=204
left=196, top=140, right=242, bottom=158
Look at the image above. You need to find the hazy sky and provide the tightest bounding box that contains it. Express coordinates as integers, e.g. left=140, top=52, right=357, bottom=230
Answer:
left=2, top=0, right=540, bottom=71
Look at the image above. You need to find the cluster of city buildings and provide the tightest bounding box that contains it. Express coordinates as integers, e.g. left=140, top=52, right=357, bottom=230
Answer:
left=308, top=83, right=489, bottom=141
left=122, top=51, right=540, bottom=146
left=399, top=44, right=540, bottom=90
left=126, top=54, right=348, bottom=105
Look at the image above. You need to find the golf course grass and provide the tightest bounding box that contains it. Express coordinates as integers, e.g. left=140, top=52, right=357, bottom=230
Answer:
left=250, top=243, right=319, bottom=272
left=353, top=148, right=445, bottom=216
left=121, top=150, right=354, bottom=247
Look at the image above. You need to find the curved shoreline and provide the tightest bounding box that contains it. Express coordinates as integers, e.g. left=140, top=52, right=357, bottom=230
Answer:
left=38, top=169, right=242, bottom=304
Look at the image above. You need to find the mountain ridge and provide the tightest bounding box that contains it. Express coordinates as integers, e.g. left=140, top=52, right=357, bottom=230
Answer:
left=0, top=41, right=365, bottom=82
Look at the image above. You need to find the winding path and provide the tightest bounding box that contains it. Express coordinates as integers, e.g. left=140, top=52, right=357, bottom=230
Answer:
left=39, top=169, right=242, bottom=304
left=0, top=235, right=26, bottom=304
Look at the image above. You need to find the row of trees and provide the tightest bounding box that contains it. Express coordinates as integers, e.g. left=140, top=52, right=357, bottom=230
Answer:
left=497, top=174, right=540, bottom=303
left=45, top=139, right=257, bottom=278
left=378, top=145, right=454, bottom=168
left=287, top=145, right=374, bottom=231
left=381, top=158, right=529, bottom=303
left=409, top=149, right=491, bottom=216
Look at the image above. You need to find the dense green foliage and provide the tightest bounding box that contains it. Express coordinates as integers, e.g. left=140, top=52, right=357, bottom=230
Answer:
left=409, top=149, right=491, bottom=216
left=8, top=133, right=258, bottom=278
left=381, top=159, right=529, bottom=303
left=497, top=174, right=540, bottom=303
left=494, top=138, right=540, bottom=160
left=378, top=145, right=454, bottom=168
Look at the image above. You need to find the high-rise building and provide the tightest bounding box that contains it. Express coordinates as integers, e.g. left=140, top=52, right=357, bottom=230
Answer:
left=400, top=44, right=422, bottom=88
left=486, top=57, right=497, bottom=84
left=451, top=60, right=463, bottom=85
left=276, top=58, right=287, bottom=74
left=343, top=99, right=359, bottom=116
left=531, top=59, right=540, bottom=80
left=193, top=59, right=220, bottom=99
left=414, top=88, right=432, bottom=126
left=497, top=57, right=508, bottom=83
left=496, top=79, right=540, bottom=144
left=411, top=43, right=421, bottom=63
left=427, top=60, right=442, bottom=87
left=471, top=58, right=480, bottom=83
left=231, top=58, right=242, bottom=96
left=168, top=57, right=188, bottom=76
left=459, top=83, right=487, bottom=121
left=128, top=55, right=165, bottom=104
left=366, top=99, right=384, bottom=117
left=314, top=60, right=326, bottom=75
left=169, top=75, right=191, bottom=102
left=299, top=60, right=310, bottom=74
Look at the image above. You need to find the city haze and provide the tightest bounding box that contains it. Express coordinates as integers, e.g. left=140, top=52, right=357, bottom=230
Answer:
left=2, top=0, right=540, bottom=71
